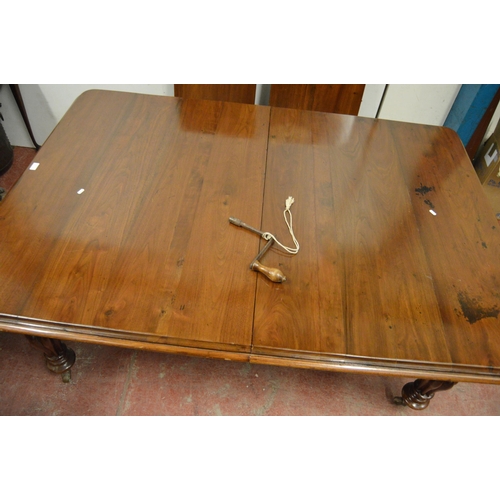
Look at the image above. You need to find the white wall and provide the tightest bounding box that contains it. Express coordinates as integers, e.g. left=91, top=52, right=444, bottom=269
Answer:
left=1, top=84, right=463, bottom=148
left=376, top=84, right=461, bottom=126
left=483, top=99, right=500, bottom=143
left=358, top=84, right=387, bottom=118
left=36, top=84, right=173, bottom=123
left=0, top=84, right=171, bottom=147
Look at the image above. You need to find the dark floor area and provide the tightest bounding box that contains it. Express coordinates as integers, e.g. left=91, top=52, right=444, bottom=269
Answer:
left=0, top=145, right=36, bottom=194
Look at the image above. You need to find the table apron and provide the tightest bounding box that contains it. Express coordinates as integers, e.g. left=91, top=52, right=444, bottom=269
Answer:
left=2, top=316, right=500, bottom=385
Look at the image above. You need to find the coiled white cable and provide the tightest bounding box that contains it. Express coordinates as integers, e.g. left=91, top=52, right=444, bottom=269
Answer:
left=262, top=196, right=300, bottom=254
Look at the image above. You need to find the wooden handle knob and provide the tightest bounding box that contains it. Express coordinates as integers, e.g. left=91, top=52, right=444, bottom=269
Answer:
left=251, top=260, right=286, bottom=283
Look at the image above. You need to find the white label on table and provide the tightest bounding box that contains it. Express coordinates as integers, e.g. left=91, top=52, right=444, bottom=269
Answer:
left=77, top=189, right=85, bottom=195
left=29, top=162, right=40, bottom=171
left=429, top=209, right=437, bottom=216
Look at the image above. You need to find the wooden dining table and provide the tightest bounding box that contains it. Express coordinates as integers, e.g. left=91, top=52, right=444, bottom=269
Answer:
left=0, top=89, right=499, bottom=411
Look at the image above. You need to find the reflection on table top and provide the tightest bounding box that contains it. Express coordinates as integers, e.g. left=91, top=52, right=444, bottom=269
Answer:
left=0, top=90, right=499, bottom=383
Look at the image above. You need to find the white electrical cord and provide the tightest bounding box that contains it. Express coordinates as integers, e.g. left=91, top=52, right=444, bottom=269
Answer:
left=262, top=196, right=300, bottom=254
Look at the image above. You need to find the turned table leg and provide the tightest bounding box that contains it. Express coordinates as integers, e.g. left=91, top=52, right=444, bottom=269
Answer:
left=394, top=379, right=457, bottom=410
left=26, top=336, right=76, bottom=383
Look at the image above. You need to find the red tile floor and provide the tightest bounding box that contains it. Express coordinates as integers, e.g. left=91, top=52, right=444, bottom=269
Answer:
left=1, top=147, right=500, bottom=416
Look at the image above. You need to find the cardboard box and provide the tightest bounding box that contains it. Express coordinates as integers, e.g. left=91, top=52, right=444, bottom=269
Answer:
left=474, top=117, right=500, bottom=183
left=483, top=161, right=500, bottom=219
left=474, top=117, right=500, bottom=218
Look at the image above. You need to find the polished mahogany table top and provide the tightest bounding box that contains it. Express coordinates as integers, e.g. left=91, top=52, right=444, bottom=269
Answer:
left=1, top=89, right=499, bottom=384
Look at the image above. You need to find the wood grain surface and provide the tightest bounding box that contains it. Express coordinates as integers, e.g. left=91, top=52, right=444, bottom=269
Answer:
left=174, top=84, right=256, bottom=104
left=269, top=84, right=365, bottom=115
left=394, top=122, right=500, bottom=369
left=0, top=90, right=269, bottom=355
left=253, top=107, right=500, bottom=380
left=1, top=89, right=499, bottom=383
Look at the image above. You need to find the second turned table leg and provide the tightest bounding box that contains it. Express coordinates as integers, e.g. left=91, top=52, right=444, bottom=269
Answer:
left=394, top=379, right=457, bottom=410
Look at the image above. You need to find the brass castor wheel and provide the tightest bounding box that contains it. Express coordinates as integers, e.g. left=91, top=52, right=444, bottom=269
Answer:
left=61, top=370, right=72, bottom=383
left=393, top=396, right=404, bottom=405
